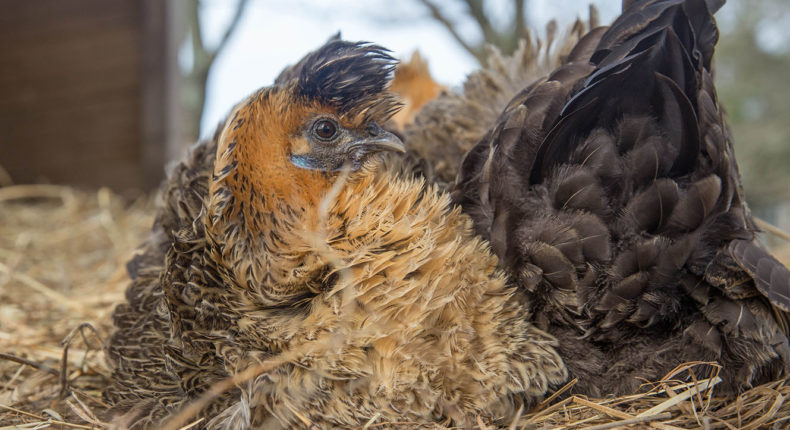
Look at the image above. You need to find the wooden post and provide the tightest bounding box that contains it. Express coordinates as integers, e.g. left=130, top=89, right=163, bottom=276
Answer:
left=139, top=0, right=182, bottom=190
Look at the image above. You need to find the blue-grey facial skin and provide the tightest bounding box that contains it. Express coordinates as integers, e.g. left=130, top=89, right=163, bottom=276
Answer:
left=290, top=118, right=404, bottom=172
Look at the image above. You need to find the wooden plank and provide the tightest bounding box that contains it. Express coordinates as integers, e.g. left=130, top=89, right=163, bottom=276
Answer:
left=0, top=26, right=139, bottom=64
left=0, top=110, right=143, bottom=189
left=0, top=80, right=140, bottom=117
left=0, top=0, right=136, bottom=40
left=0, top=31, right=140, bottom=85
left=0, top=0, right=152, bottom=191
left=0, top=99, right=140, bottom=164
left=0, top=65, right=139, bottom=113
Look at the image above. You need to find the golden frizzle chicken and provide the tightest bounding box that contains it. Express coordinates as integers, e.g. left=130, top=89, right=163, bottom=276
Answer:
left=388, top=51, right=445, bottom=131
left=454, top=0, right=790, bottom=397
left=104, top=40, right=567, bottom=429
left=404, top=14, right=598, bottom=187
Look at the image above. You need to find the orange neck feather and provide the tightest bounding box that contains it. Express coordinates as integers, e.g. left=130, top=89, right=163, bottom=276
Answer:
left=209, top=90, right=339, bottom=236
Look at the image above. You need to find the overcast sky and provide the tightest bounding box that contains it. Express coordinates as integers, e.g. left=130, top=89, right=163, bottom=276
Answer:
left=194, top=0, right=627, bottom=137
left=194, top=0, right=747, bottom=139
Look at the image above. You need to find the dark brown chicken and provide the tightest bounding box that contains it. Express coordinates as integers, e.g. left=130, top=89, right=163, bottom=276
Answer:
left=454, top=0, right=790, bottom=397
left=104, top=40, right=566, bottom=429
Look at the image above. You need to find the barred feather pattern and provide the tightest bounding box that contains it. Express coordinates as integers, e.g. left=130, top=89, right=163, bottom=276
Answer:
left=104, top=129, right=228, bottom=428
left=104, top=139, right=567, bottom=428
left=454, top=0, right=790, bottom=396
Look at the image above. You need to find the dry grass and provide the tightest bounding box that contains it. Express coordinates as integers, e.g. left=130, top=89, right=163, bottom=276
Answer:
left=0, top=185, right=154, bottom=428
left=1, top=185, right=790, bottom=429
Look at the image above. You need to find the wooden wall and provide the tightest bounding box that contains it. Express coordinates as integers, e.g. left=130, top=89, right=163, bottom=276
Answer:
left=0, top=0, right=174, bottom=192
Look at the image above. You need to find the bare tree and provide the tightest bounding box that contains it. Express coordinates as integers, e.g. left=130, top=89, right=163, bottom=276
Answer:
left=418, top=0, right=603, bottom=65
left=180, top=0, right=250, bottom=144
left=417, top=0, right=529, bottom=64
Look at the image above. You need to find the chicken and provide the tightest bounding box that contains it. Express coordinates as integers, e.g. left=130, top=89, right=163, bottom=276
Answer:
left=404, top=16, right=597, bottom=187
left=388, top=51, right=445, bottom=131
left=454, top=0, right=790, bottom=397
left=104, top=40, right=567, bottom=429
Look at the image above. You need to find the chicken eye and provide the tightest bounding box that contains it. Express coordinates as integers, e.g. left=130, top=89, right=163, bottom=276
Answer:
left=313, top=119, right=338, bottom=141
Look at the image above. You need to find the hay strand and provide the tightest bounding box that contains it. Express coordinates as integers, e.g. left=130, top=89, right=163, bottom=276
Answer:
left=755, top=217, right=790, bottom=242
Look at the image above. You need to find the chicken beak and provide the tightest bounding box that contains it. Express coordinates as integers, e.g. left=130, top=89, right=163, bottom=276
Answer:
left=358, top=133, right=406, bottom=154
left=346, top=124, right=405, bottom=157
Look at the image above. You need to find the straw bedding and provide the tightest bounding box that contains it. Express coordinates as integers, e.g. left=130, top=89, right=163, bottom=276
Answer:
left=1, top=184, right=789, bottom=429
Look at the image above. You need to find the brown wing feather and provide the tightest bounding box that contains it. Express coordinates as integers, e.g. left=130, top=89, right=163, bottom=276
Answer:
left=454, top=0, right=790, bottom=396
left=730, top=239, right=790, bottom=313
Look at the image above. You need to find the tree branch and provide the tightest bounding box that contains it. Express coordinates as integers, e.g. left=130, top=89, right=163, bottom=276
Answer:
left=463, top=0, right=496, bottom=43
left=208, top=0, right=250, bottom=61
left=418, top=0, right=485, bottom=63
left=187, top=0, right=205, bottom=62
left=180, top=0, right=250, bottom=143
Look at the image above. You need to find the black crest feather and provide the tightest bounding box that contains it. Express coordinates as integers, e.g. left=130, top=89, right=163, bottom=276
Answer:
left=279, top=39, right=400, bottom=122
